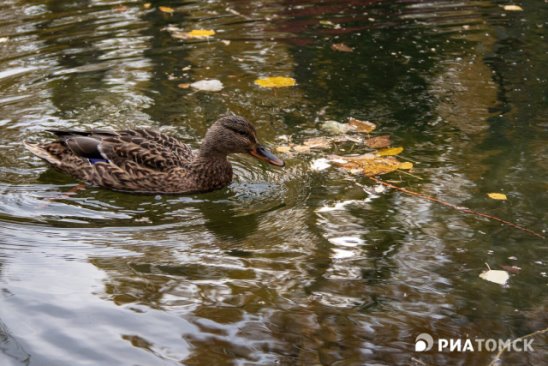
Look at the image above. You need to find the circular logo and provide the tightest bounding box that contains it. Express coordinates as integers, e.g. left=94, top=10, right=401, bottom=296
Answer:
left=415, top=333, right=434, bottom=352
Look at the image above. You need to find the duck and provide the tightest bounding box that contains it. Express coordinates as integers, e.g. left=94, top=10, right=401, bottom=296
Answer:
left=24, top=115, right=284, bottom=194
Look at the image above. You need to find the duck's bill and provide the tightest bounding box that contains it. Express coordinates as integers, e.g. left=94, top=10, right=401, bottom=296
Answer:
left=249, top=145, right=285, bottom=167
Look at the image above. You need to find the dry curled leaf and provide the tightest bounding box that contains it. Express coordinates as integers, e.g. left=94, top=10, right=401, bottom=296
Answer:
left=303, top=137, right=332, bottom=149
left=348, top=117, right=376, bottom=133
left=377, top=146, right=403, bottom=156
left=479, top=269, right=509, bottom=285
left=364, top=135, right=391, bottom=149
left=331, top=43, right=353, bottom=53
left=503, top=5, right=523, bottom=11
left=500, top=265, right=521, bottom=274
left=321, top=120, right=354, bottom=134
left=254, top=76, right=296, bottom=88
left=487, top=193, right=507, bottom=200
left=190, top=79, right=223, bottom=91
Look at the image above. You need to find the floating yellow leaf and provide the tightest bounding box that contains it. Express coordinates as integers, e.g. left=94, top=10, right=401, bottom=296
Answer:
left=503, top=5, right=523, bottom=11
left=159, top=6, right=174, bottom=13
left=487, top=193, right=507, bottom=200
left=186, top=29, right=216, bottom=38
left=377, top=146, right=403, bottom=156
left=398, top=162, right=413, bottom=170
left=332, top=154, right=400, bottom=176
left=254, top=76, right=296, bottom=88
left=177, top=83, right=190, bottom=89
left=319, top=20, right=335, bottom=26
left=143, top=3, right=152, bottom=9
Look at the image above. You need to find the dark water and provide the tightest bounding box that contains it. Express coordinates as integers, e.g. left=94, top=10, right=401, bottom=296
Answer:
left=0, top=1, right=546, bottom=365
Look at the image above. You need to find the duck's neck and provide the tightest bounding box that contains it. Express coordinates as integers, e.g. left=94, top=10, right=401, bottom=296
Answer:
left=189, top=151, right=233, bottom=192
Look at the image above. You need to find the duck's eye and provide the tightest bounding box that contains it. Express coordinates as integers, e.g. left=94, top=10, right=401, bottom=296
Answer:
left=226, top=126, right=251, bottom=139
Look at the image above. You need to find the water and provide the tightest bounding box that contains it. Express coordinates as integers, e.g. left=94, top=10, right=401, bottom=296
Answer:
left=0, top=1, right=546, bottom=365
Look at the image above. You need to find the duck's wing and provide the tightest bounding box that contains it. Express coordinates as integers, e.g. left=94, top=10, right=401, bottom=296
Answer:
left=46, top=128, right=194, bottom=172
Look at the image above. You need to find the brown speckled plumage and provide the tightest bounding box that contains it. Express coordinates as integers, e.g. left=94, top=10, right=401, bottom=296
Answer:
left=24, top=115, right=284, bottom=194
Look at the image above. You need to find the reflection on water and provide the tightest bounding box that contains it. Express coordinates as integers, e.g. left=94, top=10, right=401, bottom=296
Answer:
left=0, top=1, right=546, bottom=365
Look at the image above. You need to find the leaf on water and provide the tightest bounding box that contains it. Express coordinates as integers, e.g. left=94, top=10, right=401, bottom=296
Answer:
left=364, top=135, right=391, bottom=149
left=377, top=146, right=404, bottom=156
left=500, top=265, right=522, bottom=274
left=310, top=158, right=332, bottom=171
left=159, top=6, right=175, bottom=13
left=177, top=83, right=190, bottom=89
left=186, top=29, right=216, bottom=38
left=114, top=5, right=128, bottom=12
left=321, top=120, right=354, bottom=134
left=487, top=193, right=507, bottom=200
left=503, top=5, right=523, bottom=11
left=275, top=145, right=292, bottom=153
left=143, top=3, right=152, bottom=10
left=332, top=154, right=400, bottom=176
left=254, top=76, right=296, bottom=88
left=292, top=145, right=310, bottom=153
left=303, top=136, right=332, bottom=149
left=348, top=117, right=376, bottom=133
left=479, top=269, right=509, bottom=285
left=190, top=79, right=223, bottom=91
left=398, top=162, right=413, bottom=170
left=319, top=20, right=335, bottom=26
left=331, top=43, right=353, bottom=53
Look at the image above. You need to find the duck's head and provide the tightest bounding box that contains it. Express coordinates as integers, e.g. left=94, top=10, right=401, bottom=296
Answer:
left=200, top=115, right=284, bottom=167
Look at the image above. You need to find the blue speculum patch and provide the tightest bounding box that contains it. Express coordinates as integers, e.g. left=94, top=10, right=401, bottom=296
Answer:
left=88, top=158, right=109, bottom=164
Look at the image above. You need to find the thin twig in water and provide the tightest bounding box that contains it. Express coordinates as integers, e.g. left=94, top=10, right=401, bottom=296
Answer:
left=368, top=176, right=545, bottom=239
left=487, top=327, right=548, bottom=366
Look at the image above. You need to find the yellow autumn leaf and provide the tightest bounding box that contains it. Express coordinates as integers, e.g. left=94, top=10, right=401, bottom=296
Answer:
left=377, top=146, right=404, bottom=156
left=159, top=6, right=174, bottom=13
left=487, top=193, right=507, bottom=200
left=398, top=162, right=413, bottom=170
left=186, top=29, right=216, bottom=38
left=143, top=3, right=152, bottom=9
left=332, top=154, right=400, bottom=176
left=348, top=117, right=376, bottom=133
left=254, top=76, right=296, bottom=88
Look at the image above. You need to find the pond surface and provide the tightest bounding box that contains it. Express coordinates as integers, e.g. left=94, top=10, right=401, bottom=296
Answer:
left=0, top=1, right=546, bottom=365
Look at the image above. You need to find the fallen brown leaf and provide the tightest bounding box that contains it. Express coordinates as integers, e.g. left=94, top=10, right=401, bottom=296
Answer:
left=331, top=43, right=353, bottom=53
left=348, top=117, right=376, bottom=133
left=364, top=135, right=391, bottom=149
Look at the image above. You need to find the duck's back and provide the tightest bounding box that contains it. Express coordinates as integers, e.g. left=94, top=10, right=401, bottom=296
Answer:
left=24, top=128, right=203, bottom=193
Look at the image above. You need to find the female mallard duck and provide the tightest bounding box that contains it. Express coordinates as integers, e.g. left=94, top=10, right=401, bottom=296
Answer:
left=24, top=115, right=284, bottom=194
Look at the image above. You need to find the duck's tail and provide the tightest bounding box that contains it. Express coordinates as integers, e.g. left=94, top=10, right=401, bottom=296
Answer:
left=23, top=141, right=62, bottom=166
